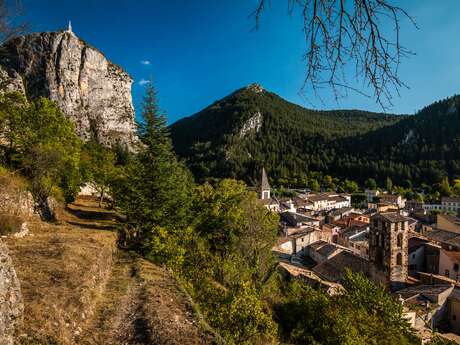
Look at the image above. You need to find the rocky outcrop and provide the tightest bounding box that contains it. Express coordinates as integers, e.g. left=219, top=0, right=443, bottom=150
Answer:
left=0, top=28, right=138, bottom=148
left=0, top=241, right=23, bottom=345
left=239, top=111, right=262, bottom=137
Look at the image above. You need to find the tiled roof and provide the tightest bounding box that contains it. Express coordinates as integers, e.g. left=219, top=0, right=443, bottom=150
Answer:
left=312, top=251, right=368, bottom=282
left=329, top=207, right=354, bottom=217
left=395, top=284, right=453, bottom=302
left=442, top=197, right=460, bottom=203
left=308, top=240, right=329, bottom=251
left=424, top=229, right=460, bottom=248
left=438, top=214, right=460, bottom=226
left=372, top=212, right=411, bottom=223
left=380, top=194, right=401, bottom=201
left=316, top=243, right=341, bottom=258
left=280, top=211, right=318, bottom=227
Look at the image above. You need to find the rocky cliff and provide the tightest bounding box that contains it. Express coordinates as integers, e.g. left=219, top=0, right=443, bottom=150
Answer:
left=0, top=28, right=138, bottom=148
left=0, top=241, right=23, bottom=345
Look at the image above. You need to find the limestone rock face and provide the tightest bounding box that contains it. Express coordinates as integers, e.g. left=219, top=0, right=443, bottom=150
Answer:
left=0, top=241, right=23, bottom=345
left=0, top=30, right=138, bottom=148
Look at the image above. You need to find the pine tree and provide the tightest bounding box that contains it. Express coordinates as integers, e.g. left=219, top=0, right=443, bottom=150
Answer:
left=114, top=82, right=193, bottom=267
left=386, top=177, right=393, bottom=192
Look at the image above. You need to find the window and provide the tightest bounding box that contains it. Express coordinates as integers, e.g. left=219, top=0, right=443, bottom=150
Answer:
left=396, top=253, right=402, bottom=265
left=454, top=263, right=459, bottom=272
left=397, top=233, right=403, bottom=247
left=453, top=315, right=457, bottom=321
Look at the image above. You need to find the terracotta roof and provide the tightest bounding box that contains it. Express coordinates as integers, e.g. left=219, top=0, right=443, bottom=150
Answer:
left=438, top=214, right=460, bottom=226
left=312, top=251, right=368, bottom=282
left=379, top=194, right=401, bottom=201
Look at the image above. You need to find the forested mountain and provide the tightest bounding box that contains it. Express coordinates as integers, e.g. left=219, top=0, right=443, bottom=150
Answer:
left=170, top=84, right=460, bottom=187
left=170, top=84, right=405, bottom=185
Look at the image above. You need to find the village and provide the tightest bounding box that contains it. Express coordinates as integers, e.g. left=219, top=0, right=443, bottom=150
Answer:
left=258, top=168, right=460, bottom=342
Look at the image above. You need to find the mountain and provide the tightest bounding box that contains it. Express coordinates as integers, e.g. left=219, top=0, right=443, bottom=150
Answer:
left=338, top=94, right=460, bottom=186
left=169, top=83, right=406, bottom=185
left=0, top=27, right=138, bottom=148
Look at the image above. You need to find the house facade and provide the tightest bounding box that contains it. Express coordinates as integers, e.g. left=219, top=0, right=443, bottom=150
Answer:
left=442, top=197, right=460, bottom=214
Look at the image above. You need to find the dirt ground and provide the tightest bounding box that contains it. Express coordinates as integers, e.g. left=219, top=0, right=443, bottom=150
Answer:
left=6, top=197, right=217, bottom=345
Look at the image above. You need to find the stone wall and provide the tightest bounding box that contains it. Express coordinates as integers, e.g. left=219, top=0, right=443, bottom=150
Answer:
left=0, top=241, right=23, bottom=345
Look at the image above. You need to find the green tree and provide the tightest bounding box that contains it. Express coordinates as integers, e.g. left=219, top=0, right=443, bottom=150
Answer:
left=365, top=178, right=378, bottom=190
left=453, top=179, right=460, bottom=196
left=386, top=177, right=393, bottom=192
left=309, top=179, right=320, bottom=192
left=210, top=281, right=277, bottom=345
left=275, top=271, right=417, bottom=345
left=113, top=83, right=193, bottom=268
left=81, top=141, right=119, bottom=207
left=188, top=179, right=279, bottom=344
left=344, top=179, right=359, bottom=193
left=439, top=177, right=452, bottom=197
left=6, top=97, right=82, bottom=211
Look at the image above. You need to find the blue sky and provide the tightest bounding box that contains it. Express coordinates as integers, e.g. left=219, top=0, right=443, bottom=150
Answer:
left=22, top=0, right=460, bottom=123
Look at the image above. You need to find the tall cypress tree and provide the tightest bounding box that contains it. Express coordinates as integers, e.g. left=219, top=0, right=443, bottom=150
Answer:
left=114, top=82, right=193, bottom=265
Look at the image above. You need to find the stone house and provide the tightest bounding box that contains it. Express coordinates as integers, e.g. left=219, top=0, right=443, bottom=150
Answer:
left=442, top=197, right=460, bottom=214
left=378, top=194, right=407, bottom=209
left=439, top=250, right=460, bottom=281
left=275, top=228, right=321, bottom=256
left=365, top=189, right=380, bottom=203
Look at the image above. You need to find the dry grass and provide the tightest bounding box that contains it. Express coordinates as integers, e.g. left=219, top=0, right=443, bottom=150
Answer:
left=137, top=259, right=216, bottom=345
left=0, top=213, right=25, bottom=235
left=5, top=196, right=218, bottom=345
left=6, top=221, right=116, bottom=345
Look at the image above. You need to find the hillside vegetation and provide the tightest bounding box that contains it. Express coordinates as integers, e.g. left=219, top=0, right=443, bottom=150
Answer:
left=170, top=85, right=460, bottom=189
left=170, top=84, right=406, bottom=184
left=6, top=197, right=214, bottom=345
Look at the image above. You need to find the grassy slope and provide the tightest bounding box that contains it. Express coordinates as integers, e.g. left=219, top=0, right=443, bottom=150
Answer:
left=6, top=197, right=215, bottom=345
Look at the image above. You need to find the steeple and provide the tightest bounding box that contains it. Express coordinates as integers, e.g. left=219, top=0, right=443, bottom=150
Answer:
left=260, top=167, right=271, bottom=200
left=67, top=20, right=73, bottom=33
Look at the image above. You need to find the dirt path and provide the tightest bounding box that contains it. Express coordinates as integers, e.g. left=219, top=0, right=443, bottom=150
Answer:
left=61, top=197, right=216, bottom=345
left=78, top=250, right=151, bottom=345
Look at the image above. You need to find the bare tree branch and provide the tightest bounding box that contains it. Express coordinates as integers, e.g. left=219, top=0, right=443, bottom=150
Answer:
left=253, top=0, right=417, bottom=110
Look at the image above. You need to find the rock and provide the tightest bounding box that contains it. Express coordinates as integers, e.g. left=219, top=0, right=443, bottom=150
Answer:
left=0, top=29, right=138, bottom=149
left=0, top=189, right=35, bottom=219
left=12, top=223, right=28, bottom=239
left=0, top=241, right=23, bottom=345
